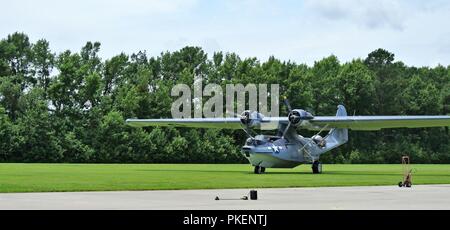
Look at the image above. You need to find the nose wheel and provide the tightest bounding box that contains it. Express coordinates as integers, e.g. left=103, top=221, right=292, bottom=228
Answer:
left=254, top=166, right=266, bottom=174
left=312, top=161, right=322, bottom=174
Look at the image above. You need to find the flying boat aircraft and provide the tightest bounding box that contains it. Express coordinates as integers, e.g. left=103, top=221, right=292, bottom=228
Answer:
left=126, top=103, right=450, bottom=174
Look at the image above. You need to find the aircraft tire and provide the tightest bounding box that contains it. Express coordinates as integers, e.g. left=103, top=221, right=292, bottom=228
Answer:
left=312, top=161, right=322, bottom=174
left=261, top=167, right=266, bottom=173
left=254, top=166, right=262, bottom=174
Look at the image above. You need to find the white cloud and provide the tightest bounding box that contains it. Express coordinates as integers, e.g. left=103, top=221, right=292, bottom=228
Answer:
left=1, top=0, right=449, bottom=67
left=304, top=0, right=406, bottom=30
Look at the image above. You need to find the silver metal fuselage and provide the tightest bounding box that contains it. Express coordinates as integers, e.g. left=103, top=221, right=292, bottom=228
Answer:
left=241, top=126, right=349, bottom=168
left=241, top=135, right=306, bottom=168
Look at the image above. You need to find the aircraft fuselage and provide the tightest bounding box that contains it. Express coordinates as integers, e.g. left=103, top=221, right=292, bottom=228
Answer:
left=241, top=135, right=308, bottom=168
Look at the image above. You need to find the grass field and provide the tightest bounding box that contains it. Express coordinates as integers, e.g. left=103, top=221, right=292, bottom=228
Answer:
left=0, top=164, right=450, bottom=193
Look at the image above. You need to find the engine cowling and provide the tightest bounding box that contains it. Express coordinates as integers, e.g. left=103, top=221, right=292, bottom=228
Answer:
left=288, top=109, right=314, bottom=126
left=240, top=110, right=264, bottom=128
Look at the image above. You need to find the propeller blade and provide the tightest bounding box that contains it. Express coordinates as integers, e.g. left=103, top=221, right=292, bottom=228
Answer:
left=281, top=122, right=291, bottom=139
left=283, top=98, right=292, bottom=113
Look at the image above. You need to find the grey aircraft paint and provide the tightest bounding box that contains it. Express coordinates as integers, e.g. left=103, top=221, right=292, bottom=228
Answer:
left=126, top=104, right=450, bottom=174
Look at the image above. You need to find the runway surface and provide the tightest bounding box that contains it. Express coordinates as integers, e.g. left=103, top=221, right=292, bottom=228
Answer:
left=1, top=185, right=449, bottom=209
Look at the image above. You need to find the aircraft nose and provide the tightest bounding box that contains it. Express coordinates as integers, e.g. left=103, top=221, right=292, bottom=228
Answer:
left=241, top=146, right=254, bottom=158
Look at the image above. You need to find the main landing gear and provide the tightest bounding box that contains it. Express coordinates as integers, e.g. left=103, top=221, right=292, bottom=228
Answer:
left=312, top=161, right=322, bottom=174
left=254, top=166, right=266, bottom=174
left=253, top=163, right=322, bottom=174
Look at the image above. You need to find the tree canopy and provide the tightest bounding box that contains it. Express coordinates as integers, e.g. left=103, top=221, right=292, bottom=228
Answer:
left=1, top=32, right=449, bottom=163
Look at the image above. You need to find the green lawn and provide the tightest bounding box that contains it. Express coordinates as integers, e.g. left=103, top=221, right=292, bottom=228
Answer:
left=0, top=163, right=449, bottom=193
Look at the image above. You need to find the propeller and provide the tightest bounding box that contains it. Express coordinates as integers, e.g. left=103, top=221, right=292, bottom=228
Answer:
left=228, top=110, right=261, bottom=139
left=284, top=97, right=292, bottom=113
left=240, top=110, right=254, bottom=139
left=281, top=98, right=306, bottom=139
left=225, top=110, right=255, bottom=139
left=281, top=98, right=294, bottom=139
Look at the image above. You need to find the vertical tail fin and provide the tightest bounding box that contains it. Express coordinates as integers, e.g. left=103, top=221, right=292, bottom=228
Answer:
left=331, top=105, right=348, bottom=143
left=336, top=104, right=347, bottom=117
left=323, top=105, right=348, bottom=151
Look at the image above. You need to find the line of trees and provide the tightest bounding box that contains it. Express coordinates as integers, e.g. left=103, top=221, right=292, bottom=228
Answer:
left=0, top=32, right=449, bottom=163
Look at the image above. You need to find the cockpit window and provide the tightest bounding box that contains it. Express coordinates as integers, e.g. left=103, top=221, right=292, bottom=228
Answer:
left=247, top=139, right=265, bottom=145
left=255, top=140, right=265, bottom=145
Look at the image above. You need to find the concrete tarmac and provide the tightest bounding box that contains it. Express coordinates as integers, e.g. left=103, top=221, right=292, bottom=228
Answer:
left=1, top=185, right=449, bottom=210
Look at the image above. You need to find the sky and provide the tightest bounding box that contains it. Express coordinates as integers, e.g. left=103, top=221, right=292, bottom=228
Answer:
left=1, top=0, right=450, bottom=67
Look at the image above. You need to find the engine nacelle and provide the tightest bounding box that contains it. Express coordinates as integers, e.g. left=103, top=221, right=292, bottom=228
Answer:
left=240, top=110, right=264, bottom=128
left=288, top=109, right=314, bottom=126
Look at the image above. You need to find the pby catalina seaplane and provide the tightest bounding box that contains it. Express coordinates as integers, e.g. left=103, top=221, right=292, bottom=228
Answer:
left=126, top=102, right=450, bottom=174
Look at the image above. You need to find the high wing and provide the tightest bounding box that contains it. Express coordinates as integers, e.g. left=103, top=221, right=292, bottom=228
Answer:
left=125, top=117, right=286, bottom=130
left=126, top=104, right=450, bottom=131
left=126, top=118, right=244, bottom=129
left=126, top=116, right=450, bottom=131
left=306, top=115, right=450, bottom=131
